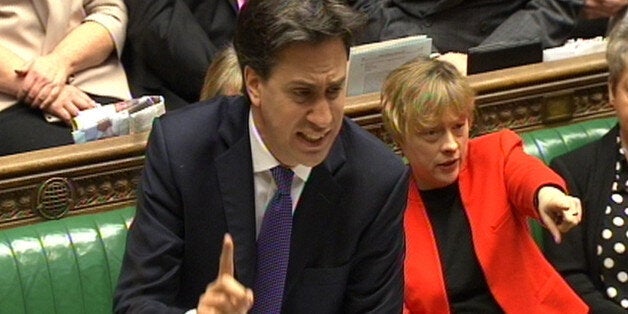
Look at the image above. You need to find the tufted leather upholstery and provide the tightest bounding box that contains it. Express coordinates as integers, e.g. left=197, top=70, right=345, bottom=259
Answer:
left=0, top=207, right=134, bottom=314
left=521, top=117, right=618, bottom=165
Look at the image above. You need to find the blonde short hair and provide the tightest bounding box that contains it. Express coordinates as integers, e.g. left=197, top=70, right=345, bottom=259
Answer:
left=200, top=45, right=243, bottom=100
left=381, top=57, right=475, bottom=145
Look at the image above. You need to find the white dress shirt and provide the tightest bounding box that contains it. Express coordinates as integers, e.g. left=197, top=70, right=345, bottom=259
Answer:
left=185, top=109, right=312, bottom=314
left=249, top=110, right=311, bottom=236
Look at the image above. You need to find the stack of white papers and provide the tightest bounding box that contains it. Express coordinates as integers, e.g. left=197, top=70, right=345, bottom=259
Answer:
left=543, top=37, right=607, bottom=62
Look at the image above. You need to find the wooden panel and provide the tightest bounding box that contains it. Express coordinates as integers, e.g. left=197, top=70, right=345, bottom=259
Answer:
left=0, top=52, right=612, bottom=228
left=0, top=133, right=148, bottom=228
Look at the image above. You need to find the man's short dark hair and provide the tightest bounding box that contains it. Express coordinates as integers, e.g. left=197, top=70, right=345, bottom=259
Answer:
left=234, top=0, right=365, bottom=80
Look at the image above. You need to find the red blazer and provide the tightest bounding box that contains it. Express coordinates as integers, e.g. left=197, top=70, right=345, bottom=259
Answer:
left=403, top=130, right=588, bottom=314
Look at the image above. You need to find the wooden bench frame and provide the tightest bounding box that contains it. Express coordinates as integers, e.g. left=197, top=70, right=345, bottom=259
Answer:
left=0, top=52, right=613, bottom=228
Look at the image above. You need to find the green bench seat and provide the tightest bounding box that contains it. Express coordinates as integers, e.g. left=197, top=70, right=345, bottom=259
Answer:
left=0, top=207, right=134, bottom=314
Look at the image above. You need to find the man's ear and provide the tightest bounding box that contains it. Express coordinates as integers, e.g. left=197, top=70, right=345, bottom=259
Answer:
left=244, top=66, right=261, bottom=107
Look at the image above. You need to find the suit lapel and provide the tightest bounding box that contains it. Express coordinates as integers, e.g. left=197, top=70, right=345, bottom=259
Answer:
left=284, top=137, right=346, bottom=295
left=215, top=108, right=348, bottom=293
left=215, top=101, right=257, bottom=287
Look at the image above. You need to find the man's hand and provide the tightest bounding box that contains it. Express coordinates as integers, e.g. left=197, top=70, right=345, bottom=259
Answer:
left=581, top=0, right=627, bottom=19
left=537, top=186, right=582, bottom=244
left=197, top=234, right=254, bottom=314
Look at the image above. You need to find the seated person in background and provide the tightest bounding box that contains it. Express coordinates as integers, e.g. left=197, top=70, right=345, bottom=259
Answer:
left=0, top=0, right=131, bottom=156
left=543, top=21, right=628, bottom=313
left=570, top=0, right=628, bottom=39
left=380, top=57, right=587, bottom=313
left=379, top=0, right=583, bottom=53
left=114, top=0, right=409, bottom=312
left=344, top=0, right=386, bottom=44
left=199, top=44, right=242, bottom=100
left=122, top=0, right=240, bottom=110
left=582, top=0, right=627, bottom=20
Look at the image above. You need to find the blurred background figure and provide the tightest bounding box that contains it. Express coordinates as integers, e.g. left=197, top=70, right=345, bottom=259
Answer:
left=0, top=0, right=131, bottom=156
left=570, top=0, right=628, bottom=38
left=581, top=0, right=627, bottom=20
left=123, top=0, right=383, bottom=109
left=378, top=0, right=583, bottom=53
left=122, top=0, right=238, bottom=110
left=543, top=20, right=628, bottom=314
left=199, top=44, right=242, bottom=101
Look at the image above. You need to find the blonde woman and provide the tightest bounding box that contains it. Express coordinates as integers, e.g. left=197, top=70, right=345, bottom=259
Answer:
left=381, top=57, right=587, bottom=313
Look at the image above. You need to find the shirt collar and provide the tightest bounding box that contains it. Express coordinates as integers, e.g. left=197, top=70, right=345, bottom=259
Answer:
left=248, top=110, right=311, bottom=181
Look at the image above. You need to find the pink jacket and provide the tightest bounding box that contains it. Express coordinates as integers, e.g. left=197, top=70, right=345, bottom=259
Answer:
left=0, top=0, right=130, bottom=111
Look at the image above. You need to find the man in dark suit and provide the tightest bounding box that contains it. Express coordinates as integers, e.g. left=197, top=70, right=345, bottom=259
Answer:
left=379, top=0, right=583, bottom=53
left=122, top=0, right=238, bottom=110
left=113, top=0, right=409, bottom=313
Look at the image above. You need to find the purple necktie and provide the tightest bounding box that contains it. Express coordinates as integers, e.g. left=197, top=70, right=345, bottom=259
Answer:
left=251, top=166, right=294, bottom=313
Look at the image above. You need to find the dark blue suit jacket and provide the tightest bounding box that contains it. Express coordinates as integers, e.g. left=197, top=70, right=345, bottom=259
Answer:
left=114, top=96, right=409, bottom=313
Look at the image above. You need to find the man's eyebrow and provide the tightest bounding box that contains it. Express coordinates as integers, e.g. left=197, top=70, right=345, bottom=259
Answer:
left=287, top=76, right=347, bottom=88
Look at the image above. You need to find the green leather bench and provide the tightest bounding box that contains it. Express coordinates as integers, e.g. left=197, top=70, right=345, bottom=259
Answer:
left=0, top=207, right=134, bottom=313
left=521, top=117, right=617, bottom=165
left=0, top=117, right=617, bottom=313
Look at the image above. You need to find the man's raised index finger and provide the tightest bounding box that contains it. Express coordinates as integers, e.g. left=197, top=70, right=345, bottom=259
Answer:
left=219, top=233, right=235, bottom=277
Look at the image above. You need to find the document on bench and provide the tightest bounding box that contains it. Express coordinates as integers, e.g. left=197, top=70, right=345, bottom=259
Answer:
left=71, top=95, right=166, bottom=143
left=346, top=35, right=432, bottom=96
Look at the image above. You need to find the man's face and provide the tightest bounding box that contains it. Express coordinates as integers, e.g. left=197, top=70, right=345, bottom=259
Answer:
left=246, top=38, right=347, bottom=167
left=400, top=113, right=470, bottom=190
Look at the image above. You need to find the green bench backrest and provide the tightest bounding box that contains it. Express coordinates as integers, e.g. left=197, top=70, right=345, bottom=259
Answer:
left=521, top=117, right=618, bottom=165
left=0, top=207, right=135, bottom=314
